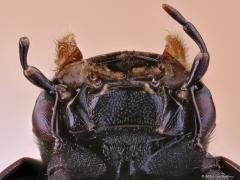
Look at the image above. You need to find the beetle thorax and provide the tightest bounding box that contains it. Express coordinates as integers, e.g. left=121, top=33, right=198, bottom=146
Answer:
left=90, top=89, right=163, bottom=130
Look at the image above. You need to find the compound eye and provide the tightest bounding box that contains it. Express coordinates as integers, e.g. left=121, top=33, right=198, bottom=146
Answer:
left=150, top=77, right=160, bottom=88
left=89, top=73, right=103, bottom=90
left=93, top=79, right=102, bottom=89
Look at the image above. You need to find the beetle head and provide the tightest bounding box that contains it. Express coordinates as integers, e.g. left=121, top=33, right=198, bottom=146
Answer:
left=53, top=34, right=191, bottom=132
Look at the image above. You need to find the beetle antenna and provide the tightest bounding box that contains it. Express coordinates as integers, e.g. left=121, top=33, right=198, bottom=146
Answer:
left=162, top=4, right=209, bottom=88
left=162, top=4, right=207, bottom=53
left=19, top=37, right=56, bottom=92
left=19, top=37, right=30, bottom=70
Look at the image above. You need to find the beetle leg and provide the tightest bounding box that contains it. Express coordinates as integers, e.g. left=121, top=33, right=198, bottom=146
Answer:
left=194, top=82, right=216, bottom=147
left=67, top=84, right=95, bottom=133
left=51, top=92, right=64, bottom=152
left=162, top=4, right=209, bottom=88
left=78, top=85, right=94, bottom=129
left=66, top=90, right=81, bottom=127
left=179, top=82, right=216, bottom=149
left=33, top=90, right=63, bottom=153
left=51, top=84, right=74, bottom=152
left=19, top=37, right=56, bottom=92
left=190, top=85, right=203, bottom=149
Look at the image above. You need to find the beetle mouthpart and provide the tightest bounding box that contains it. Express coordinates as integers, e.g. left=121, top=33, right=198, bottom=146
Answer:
left=97, top=80, right=160, bottom=95
left=109, top=80, right=155, bottom=89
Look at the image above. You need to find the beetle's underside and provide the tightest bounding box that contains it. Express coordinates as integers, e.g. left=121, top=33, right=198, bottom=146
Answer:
left=1, top=3, right=240, bottom=180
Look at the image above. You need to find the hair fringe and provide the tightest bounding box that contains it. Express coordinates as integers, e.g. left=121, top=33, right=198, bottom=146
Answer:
left=55, top=33, right=82, bottom=70
left=164, top=33, right=189, bottom=70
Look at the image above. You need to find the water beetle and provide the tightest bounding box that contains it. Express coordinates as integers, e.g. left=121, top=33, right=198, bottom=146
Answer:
left=1, top=4, right=240, bottom=180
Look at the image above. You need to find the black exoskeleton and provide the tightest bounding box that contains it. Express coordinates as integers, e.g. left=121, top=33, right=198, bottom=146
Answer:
left=1, top=4, right=240, bottom=180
